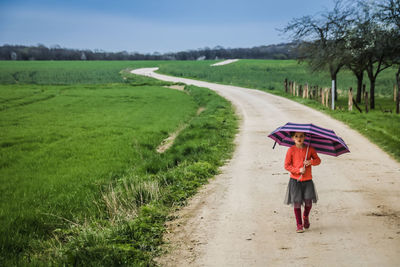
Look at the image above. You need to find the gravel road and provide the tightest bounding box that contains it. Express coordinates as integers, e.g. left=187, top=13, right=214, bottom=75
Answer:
left=132, top=68, right=400, bottom=267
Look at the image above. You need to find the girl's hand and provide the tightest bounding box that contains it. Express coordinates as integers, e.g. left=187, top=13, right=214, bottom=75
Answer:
left=300, top=167, right=306, bottom=174
left=304, top=160, right=311, bottom=167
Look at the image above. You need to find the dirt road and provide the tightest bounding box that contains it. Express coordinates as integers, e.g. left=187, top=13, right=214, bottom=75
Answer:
left=132, top=68, right=400, bottom=267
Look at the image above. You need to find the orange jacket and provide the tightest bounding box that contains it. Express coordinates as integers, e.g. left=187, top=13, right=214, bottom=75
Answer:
left=284, top=145, right=321, bottom=181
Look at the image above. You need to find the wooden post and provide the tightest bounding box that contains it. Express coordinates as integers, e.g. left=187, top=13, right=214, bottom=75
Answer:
left=331, top=81, right=335, bottom=110
left=321, top=88, right=325, bottom=106
left=310, top=85, right=313, bottom=100
left=365, top=92, right=369, bottom=113
left=293, top=82, right=296, bottom=96
left=394, top=84, right=397, bottom=102
left=325, top=88, right=332, bottom=108
left=290, top=81, right=294, bottom=95
left=397, top=89, right=400, bottom=114
left=296, top=84, right=299, bottom=96
left=325, top=88, right=329, bottom=107
left=348, top=87, right=353, bottom=111
left=319, top=88, right=322, bottom=103
left=311, top=85, right=314, bottom=99
left=299, top=84, right=302, bottom=97
left=284, top=78, right=288, bottom=93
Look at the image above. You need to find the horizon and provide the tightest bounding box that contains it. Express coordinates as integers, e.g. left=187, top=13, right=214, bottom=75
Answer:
left=0, top=41, right=296, bottom=55
left=0, top=0, right=335, bottom=54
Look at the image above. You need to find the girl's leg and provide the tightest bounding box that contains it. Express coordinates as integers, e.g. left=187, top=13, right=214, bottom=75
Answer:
left=293, top=202, right=303, bottom=232
left=304, top=199, right=312, bottom=217
left=303, top=199, right=312, bottom=229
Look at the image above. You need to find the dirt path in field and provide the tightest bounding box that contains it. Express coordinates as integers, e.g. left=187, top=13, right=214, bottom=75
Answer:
left=210, top=59, right=239, bottom=66
left=132, top=68, right=400, bottom=267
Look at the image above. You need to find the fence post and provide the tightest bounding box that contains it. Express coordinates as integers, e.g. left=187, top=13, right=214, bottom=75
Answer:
left=318, top=88, right=324, bottom=102
left=284, top=78, right=288, bottom=93
left=348, top=87, right=353, bottom=111
left=331, top=80, right=335, bottom=110
left=293, top=82, right=296, bottom=96
left=305, top=83, right=309, bottom=99
left=312, top=86, right=316, bottom=100
left=394, top=84, right=397, bottom=102
left=290, top=82, right=293, bottom=95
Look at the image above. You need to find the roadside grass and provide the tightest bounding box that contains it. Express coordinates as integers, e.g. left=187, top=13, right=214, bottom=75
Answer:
left=158, top=59, right=400, bottom=162
left=0, top=65, right=238, bottom=266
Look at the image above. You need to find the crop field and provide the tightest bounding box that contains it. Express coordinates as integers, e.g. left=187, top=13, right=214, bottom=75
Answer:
left=158, top=60, right=400, bottom=161
left=0, top=61, right=170, bottom=85
left=0, top=61, right=237, bottom=265
left=159, top=59, right=397, bottom=97
left=1, top=59, right=399, bottom=265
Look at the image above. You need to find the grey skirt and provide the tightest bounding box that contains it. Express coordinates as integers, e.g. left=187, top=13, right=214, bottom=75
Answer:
left=284, top=178, right=318, bottom=205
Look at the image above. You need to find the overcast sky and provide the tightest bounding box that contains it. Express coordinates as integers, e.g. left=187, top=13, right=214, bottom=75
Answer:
left=0, top=0, right=336, bottom=54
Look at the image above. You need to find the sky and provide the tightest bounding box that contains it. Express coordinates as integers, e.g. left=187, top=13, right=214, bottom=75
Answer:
left=0, top=0, right=336, bottom=54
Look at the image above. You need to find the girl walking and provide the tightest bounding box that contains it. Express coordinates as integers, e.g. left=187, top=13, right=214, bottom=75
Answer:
left=284, top=132, right=321, bottom=233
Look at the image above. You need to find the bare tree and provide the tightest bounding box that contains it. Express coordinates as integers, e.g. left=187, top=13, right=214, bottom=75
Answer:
left=354, top=1, right=395, bottom=110
left=283, top=0, right=353, bottom=102
left=378, top=0, right=400, bottom=112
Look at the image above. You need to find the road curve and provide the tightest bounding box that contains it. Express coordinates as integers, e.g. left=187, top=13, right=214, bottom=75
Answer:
left=132, top=68, right=400, bottom=267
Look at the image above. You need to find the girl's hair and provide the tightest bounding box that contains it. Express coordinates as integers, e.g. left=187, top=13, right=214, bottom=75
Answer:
left=290, top=132, right=305, bottom=137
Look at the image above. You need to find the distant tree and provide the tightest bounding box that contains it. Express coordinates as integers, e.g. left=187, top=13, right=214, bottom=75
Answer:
left=80, top=52, right=87, bottom=60
left=0, top=43, right=298, bottom=61
left=11, top=51, right=17, bottom=60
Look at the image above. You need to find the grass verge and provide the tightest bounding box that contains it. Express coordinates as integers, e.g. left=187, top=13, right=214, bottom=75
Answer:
left=0, top=70, right=237, bottom=266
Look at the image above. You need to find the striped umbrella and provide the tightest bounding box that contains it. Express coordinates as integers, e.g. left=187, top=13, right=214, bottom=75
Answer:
left=268, top=122, right=350, bottom=156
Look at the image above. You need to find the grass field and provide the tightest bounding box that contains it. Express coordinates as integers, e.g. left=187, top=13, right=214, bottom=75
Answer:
left=0, top=62, right=237, bottom=265
left=159, top=59, right=398, bottom=96
left=0, top=61, right=169, bottom=85
left=1, top=59, right=399, bottom=265
left=158, top=59, right=400, bottom=161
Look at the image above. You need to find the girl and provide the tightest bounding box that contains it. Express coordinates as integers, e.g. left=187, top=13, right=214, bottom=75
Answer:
left=284, top=132, right=321, bottom=233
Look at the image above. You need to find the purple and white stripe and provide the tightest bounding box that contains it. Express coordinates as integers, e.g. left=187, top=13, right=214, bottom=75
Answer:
left=268, top=122, right=350, bottom=156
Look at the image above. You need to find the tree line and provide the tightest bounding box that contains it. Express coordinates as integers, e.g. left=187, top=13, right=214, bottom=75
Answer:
left=0, top=43, right=299, bottom=61
left=283, top=0, right=400, bottom=110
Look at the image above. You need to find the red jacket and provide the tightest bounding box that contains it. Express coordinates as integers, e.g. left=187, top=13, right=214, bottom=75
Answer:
left=284, top=145, right=321, bottom=181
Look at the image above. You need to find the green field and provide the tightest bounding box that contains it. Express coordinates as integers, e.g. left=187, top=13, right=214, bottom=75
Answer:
left=157, top=59, right=400, bottom=161
left=158, top=59, right=397, bottom=96
left=0, top=61, right=237, bottom=265
left=0, top=61, right=166, bottom=85
left=1, top=59, right=399, bottom=265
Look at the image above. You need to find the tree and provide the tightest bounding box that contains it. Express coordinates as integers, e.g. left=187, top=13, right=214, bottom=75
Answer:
left=283, top=0, right=352, bottom=102
left=353, top=1, right=395, bottom=110
left=342, top=4, right=369, bottom=103
left=378, top=0, right=400, bottom=112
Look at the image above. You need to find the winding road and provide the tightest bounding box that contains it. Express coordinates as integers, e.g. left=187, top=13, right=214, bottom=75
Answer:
left=132, top=68, right=400, bottom=267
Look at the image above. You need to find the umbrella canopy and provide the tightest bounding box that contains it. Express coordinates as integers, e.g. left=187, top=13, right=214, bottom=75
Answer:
left=268, top=122, right=350, bottom=156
